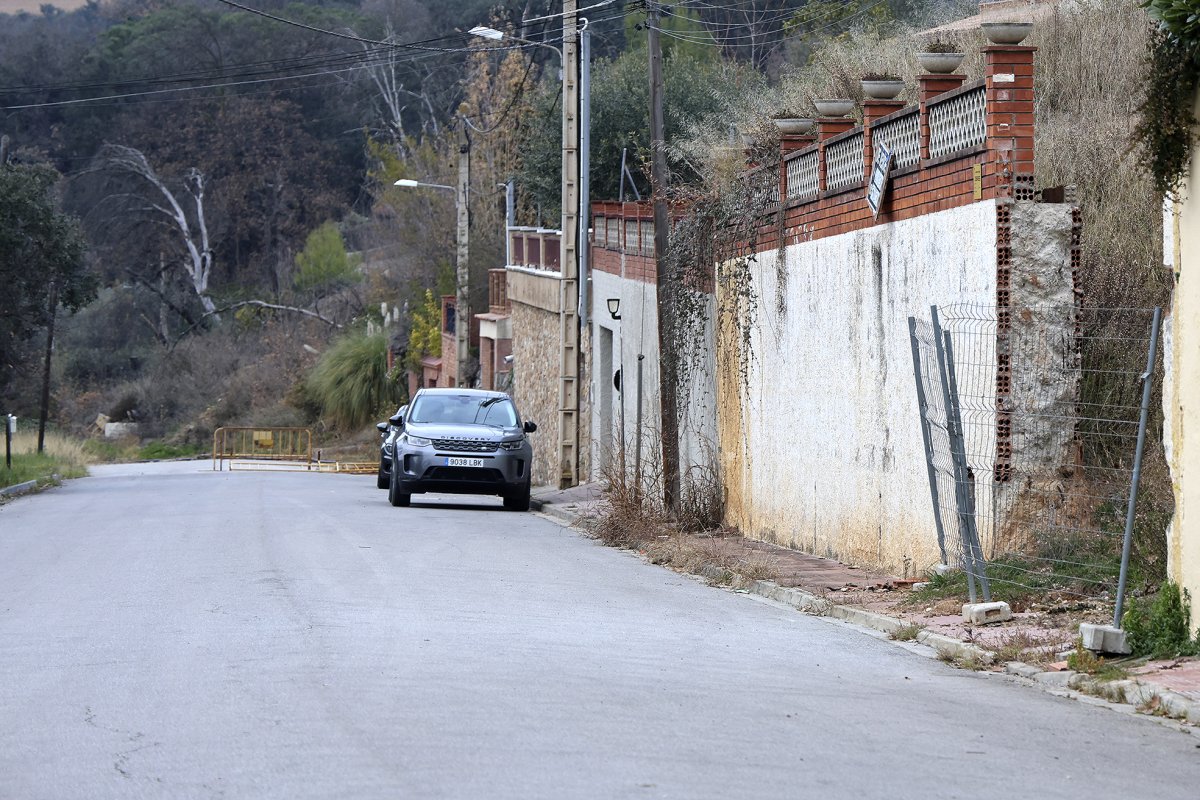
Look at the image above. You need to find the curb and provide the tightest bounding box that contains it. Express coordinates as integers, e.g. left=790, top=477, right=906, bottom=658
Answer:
left=0, top=479, right=38, bottom=497
left=532, top=503, right=1198, bottom=727
left=1004, top=661, right=1200, bottom=725
left=697, top=567, right=994, bottom=666
left=529, top=498, right=582, bottom=527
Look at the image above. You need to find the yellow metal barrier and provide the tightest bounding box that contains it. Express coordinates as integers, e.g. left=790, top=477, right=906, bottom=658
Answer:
left=212, top=427, right=313, bottom=471
left=315, top=461, right=377, bottom=474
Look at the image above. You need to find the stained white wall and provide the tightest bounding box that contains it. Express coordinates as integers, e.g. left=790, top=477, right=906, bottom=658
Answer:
left=719, top=200, right=1002, bottom=573
left=590, top=268, right=661, bottom=486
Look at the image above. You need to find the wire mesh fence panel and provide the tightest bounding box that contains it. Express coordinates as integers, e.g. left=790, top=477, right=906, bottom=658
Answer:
left=912, top=304, right=1162, bottom=604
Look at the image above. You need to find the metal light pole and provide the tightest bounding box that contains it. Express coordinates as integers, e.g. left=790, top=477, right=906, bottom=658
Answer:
left=394, top=155, right=471, bottom=388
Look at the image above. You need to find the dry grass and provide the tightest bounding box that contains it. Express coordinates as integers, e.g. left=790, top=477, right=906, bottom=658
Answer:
left=11, top=430, right=91, bottom=469
left=591, top=436, right=779, bottom=584
left=1, top=430, right=91, bottom=489
left=990, top=629, right=1070, bottom=665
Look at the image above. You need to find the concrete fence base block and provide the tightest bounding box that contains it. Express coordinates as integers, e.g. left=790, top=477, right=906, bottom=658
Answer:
left=1078, top=623, right=1131, bottom=654
left=961, top=601, right=1013, bottom=625
left=0, top=479, right=38, bottom=497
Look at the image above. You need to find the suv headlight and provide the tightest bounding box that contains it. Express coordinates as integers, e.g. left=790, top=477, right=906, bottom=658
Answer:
left=402, top=433, right=432, bottom=447
left=499, top=437, right=526, bottom=451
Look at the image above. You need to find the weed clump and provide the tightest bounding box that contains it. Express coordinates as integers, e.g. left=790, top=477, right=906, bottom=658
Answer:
left=890, top=623, right=924, bottom=641
left=1122, top=582, right=1200, bottom=659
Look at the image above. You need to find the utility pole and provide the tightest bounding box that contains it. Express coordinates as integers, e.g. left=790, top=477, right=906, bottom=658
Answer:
left=37, top=281, right=58, bottom=455
left=648, top=1, right=680, bottom=511
left=456, top=130, right=471, bottom=387
left=558, top=0, right=581, bottom=488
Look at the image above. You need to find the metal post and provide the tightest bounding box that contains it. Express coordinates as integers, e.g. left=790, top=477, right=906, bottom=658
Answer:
left=455, top=135, right=471, bottom=387
left=931, top=307, right=977, bottom=604
left=5, top=414, right=13, bottom=470
left=1114, top=306, right=1163, bottom=628
left=908, top=317, right=949, bottom=565
left=942, top=329, right=992, bottom=602
left=635, top=353, right=644, bottom=494
left=504, top=179, right=515, bottom=267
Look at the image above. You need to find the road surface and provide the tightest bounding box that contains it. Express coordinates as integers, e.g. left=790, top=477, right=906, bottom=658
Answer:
left=1, top=462, right=1197, bottom=798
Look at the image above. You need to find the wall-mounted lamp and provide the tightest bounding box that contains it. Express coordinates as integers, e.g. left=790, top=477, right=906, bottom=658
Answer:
left=607, top=298, right=621, bottom=320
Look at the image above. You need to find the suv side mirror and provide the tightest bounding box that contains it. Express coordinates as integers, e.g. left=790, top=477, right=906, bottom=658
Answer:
left=376, top=422, right=388, bottom=433
left=523, top=420, right=537, bottom=433
left=389, top=404, right=408, bottom=427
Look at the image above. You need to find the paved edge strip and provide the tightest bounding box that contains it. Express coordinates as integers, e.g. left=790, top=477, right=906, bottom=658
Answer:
left=0, top=480, right=38, bottom=497
left=531, top=498, right=1199, bottom=728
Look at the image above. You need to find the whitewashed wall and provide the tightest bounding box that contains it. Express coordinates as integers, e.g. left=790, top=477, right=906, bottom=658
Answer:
left=718, top=200, right=1002, bottom=574
left=590, top=268, right=661, bottom=485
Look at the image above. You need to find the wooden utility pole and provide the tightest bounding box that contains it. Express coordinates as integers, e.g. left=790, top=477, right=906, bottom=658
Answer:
left=37, top=282, right=58, bottom=455
left=455, top=131, right=471, bottom=386
left=647, top=2, right=680, bottom=511
left=558, top=0, right=581, bottom=488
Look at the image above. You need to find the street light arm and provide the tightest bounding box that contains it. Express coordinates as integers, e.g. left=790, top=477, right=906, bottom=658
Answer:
left=467, top=25, right=563, bottom=62
left=394, top=179, right=455, bottom=191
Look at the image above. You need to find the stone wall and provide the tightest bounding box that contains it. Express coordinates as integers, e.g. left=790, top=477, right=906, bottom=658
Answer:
left=510, top=299, right=561, bottom=488
left=508, top=265, right=591, bottom=489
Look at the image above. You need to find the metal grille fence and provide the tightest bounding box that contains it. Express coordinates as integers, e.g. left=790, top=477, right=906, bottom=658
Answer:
left=625, top=219, right=640, bottom=253
left=927, top=86, right=986, bottom=159
left=872, top=110, right=921, bottom=169
left=785, top=150, right=819, bottom=201
left=825, top=132, right=865, bottom=191
left=640, top=221, right=655, bottom=256
left=909, top=305, right=1163, bottom=616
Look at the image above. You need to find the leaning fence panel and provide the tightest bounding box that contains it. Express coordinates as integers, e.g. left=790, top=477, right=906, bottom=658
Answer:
left=911, top=305, right=1165, bottom=611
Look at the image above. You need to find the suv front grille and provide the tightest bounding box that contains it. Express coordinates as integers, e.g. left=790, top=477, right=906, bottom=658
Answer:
left=432, top=438, right=499, bottom=453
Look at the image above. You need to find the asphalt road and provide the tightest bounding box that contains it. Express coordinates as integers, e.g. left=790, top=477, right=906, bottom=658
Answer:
left=1, top=462, right=1198, bottom=799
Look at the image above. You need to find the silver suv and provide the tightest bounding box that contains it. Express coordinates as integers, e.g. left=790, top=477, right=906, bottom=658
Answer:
left=377, top=388, right=536, bottom=510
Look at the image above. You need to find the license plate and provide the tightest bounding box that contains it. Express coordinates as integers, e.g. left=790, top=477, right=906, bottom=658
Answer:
left=445, top=457, right=485, bottom=468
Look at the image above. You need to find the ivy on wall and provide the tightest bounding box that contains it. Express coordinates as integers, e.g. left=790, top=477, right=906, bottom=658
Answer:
left=1137, top=0, right=1200, bottom=195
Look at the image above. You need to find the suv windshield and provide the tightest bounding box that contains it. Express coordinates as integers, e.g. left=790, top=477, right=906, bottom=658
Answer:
left=409, top=395, right=518, bottom=427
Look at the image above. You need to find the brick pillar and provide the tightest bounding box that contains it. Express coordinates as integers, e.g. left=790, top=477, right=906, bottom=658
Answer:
left=816, top=117, right=854, bottom=193
left=479, top=337, right=493, bottom=390
left=862, top=99, right=905, bottom=179
left=780, top=134, right=816, bottom=154
left=917, top=74, right=967, bottom=161
left=984, top=45, right=1036, bottom=199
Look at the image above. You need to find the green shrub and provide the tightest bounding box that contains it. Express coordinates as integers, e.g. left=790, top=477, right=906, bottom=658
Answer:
left=305, top=330, right=397, bottom=430
left=1123, top=582, right=1200, bottom=658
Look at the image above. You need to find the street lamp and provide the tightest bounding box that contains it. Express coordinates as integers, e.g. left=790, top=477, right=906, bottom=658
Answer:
left=394, top=178, right=454, bottom=191
left=395, top=169, right=470, bottom=387
left=468, top=25, right=564, bottom=81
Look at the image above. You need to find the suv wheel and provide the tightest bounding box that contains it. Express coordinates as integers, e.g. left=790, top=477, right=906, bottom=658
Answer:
left=503, top=483, right=531, bottom=512
left=376, top=458, right=389, bottom=490
left=388, top=469, right=410, bottom=507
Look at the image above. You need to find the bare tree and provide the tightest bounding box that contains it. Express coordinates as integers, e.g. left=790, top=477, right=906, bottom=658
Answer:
left=92, top=144, right=217, bottom=315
